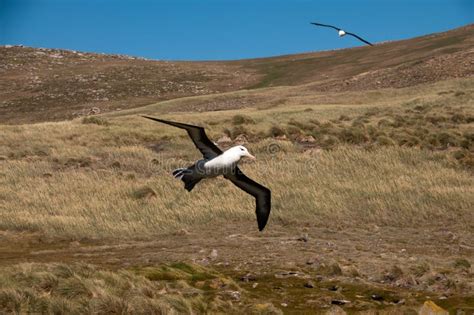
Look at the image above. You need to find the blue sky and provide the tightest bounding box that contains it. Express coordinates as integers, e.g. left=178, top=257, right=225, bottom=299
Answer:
left=0, top=0, right=472, bottom=60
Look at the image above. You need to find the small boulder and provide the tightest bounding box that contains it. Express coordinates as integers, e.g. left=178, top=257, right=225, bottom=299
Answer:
left=297, top=234, right=309, bottom=242
left=419, top=300, right=448, bottom=315
left=209, top=249, right=218, bottom=260
left=240, top=273, right=257, bottom=282
left=224, top=290, right=241, bottom=301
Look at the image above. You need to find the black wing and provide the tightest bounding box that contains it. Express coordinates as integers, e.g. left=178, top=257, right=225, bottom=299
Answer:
left=345, top=32, right=373, bottom=46
left=225, top=167, right=271, bottom=231
left=142, top=116, right=222, bottom=159
left=310, top=22, right=341, bottom=31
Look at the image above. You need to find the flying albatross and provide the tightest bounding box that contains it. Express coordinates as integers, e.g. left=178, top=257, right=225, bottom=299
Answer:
left=142, top=116, right=271, bottom=231
left=310, top=22, right=373, bottom=46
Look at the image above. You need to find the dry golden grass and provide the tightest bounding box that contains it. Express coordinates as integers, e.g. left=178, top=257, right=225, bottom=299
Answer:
left=1, top=78, right=473, bottom=239
left=0, top=262, right=265, bottom=314
left=0, top=79, right=473, bottom=314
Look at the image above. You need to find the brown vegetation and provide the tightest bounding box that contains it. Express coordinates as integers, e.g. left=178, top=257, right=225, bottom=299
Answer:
left=0, top=25, right=473, bottom=313
left=1, top=24, right=473, bottom=124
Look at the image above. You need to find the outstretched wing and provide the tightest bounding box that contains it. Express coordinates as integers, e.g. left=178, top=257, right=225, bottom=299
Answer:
left=345, top=32, right=373, bottom=46
left=310, top=22, right=341, bottom=31
left=225, top=167, right=271, bottom=231
left=142, top=116, right=222, bottom=159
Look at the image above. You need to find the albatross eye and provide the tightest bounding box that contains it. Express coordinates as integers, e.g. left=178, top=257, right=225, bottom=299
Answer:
left=240, top=148, right=245, bottom=151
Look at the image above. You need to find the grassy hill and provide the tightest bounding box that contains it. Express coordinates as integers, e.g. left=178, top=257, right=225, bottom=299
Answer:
left=1, top=24, right=472, bottom=124
left=0, top=25, right=473, bottom=314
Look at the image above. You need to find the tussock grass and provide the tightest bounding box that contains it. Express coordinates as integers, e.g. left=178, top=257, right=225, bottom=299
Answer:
left=231, top=114, right=255, bottom=125
left=81, top=116, right=110, bottom=126
left=0, top=117, right=472, bottom=239
left=0, top=262, right=249, bottom=314
left=0, top=78, right=473, bottom=239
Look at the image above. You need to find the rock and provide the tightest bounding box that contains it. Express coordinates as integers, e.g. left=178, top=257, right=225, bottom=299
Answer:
left=275, top=271, right=306, bottom=278
left=419, top=300, right=448, bottom=315
left=240, top=273, right=257, bottom=282
left=331, top=299, right=350, bottom=306
left=224, top=290, right=241, bottom=301
left=209, top=249, right=217, bottom=260
left=371, top=294, right=384, bottom=301
left=304, top=280, right=315, bottom=288
left=88, top=107, right=101, bottom=115
left=209, top=249, right=218, bottom=260
left=252, top=283, right=258, bottom=289
left=297, top=234, right=309, bottom=242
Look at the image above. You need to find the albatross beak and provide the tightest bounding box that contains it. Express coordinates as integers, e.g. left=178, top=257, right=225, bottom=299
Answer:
left=247, top=153, right=256, bottom=160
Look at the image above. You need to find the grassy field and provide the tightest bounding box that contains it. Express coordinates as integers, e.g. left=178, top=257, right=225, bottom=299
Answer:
left=1, top=78, right=473, bottom=240
left=1, top=61, right=473, bottom=312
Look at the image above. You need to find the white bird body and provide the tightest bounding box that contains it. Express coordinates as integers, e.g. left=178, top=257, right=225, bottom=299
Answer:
left=204, top=146, right=255, bottom=175
left=142, top=116, right=271, bottom=231
left=338, top=30, right=346, bottom=37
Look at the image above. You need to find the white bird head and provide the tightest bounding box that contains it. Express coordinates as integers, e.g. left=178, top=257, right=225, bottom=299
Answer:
left=338, top=30, right=346, bottom=37
left=225, top=145, right=256, bottom=161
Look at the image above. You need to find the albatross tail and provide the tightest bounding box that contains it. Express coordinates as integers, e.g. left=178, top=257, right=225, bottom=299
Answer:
left=172, top=168, right=201, bottom=192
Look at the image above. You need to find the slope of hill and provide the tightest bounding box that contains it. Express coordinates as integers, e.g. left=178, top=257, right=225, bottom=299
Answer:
left=242, top=24, right=473, bottom=89
left=1, top=25, right=473, bottom=314
left=0, top=47, right=260, bottom=123
left=0, top=24, right=473, bottom=124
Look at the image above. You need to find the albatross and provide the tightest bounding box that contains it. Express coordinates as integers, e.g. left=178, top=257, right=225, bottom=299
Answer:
left=310, top=22, right=373, bottom=46
left=142, top=116, right=271, bottom=231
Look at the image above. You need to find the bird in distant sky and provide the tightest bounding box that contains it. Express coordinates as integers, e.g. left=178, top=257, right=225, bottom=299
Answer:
left=310, top=22, right=374, bottom=46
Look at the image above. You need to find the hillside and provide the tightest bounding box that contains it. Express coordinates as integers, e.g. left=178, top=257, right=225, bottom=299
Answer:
left=0, top=25, right=473, bottom=314
left=0, top=24, right=473, bottom=124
